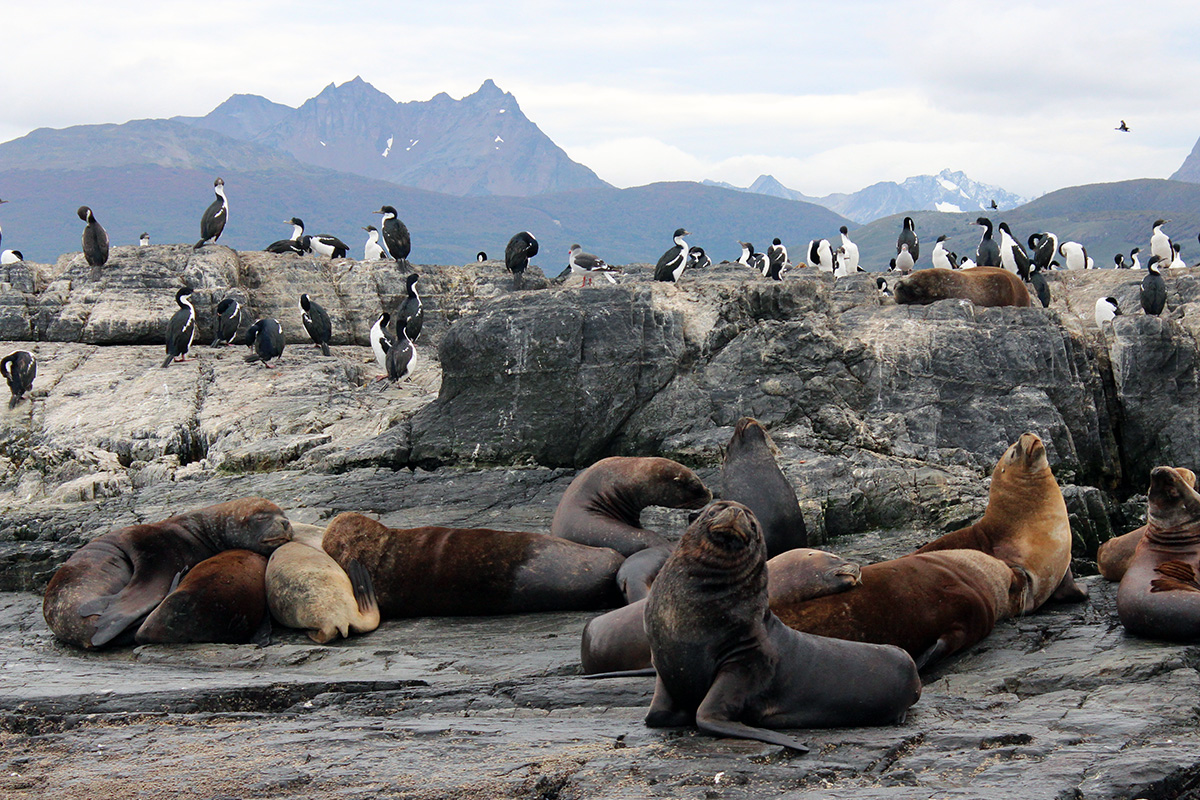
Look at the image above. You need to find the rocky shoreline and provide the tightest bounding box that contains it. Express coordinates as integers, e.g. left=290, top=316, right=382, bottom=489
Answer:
left=2, top=246, right=1200, bottom=797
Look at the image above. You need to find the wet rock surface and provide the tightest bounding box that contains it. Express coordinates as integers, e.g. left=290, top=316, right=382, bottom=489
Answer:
left=3, top=252, right=1200, bottom=796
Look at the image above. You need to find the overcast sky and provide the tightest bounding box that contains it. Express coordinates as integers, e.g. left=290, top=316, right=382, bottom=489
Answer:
left=4, top=1, right=1200, bottom=199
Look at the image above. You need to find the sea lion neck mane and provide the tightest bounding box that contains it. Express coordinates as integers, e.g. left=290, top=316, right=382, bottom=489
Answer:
left=1146, top=466, right=1200, bottom=546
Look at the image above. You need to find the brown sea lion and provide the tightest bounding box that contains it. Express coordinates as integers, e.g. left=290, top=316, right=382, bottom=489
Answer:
left=1116, top=467, right=1200, bottom=641
left=1098, top=467, right=1197, bottom=582
left=266, top=540, right=381, bottom=644
left=915, top=432, right=1081, bottom=608
left=580, top=547, right=862, bottom=674
left=615, top=545, right=671, bottom=603
left=323, top=512, right=625, bottom=617
left=135, top=550, right=271, bottom=645
left=721, top=417, right=808, bottom=557
left=894, top=267, right=1031, bottom=308
left=643, top=502, right=920, bottom=750
left=551, top=456, right=712, bottom=556
left=773, top=550, right=1033, bottom=670
left=43, top=498, right=293, bottom=649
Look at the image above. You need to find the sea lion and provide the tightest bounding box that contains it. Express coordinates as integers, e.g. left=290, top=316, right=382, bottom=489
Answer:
left=581, top=547, right=862, bottom=675
left=615, top=545, right=671, bottom=603
left=773, top=550, right=1034, bottom=670
left=551, top=456, right=712, bottom=556
left=266, top=539, right=381, bottom=643
left=643, top=502, right=920, bottom=750
left=1116, top=467, right=1200, bottom=641
left=43, top=498, right=293, bottom=649
left=1098, top=467, right=1197, bottom=582
left=323, top=512, right=626, bottom=617
left=915, top=432, right=1081, bottom=609
left=721, top=417, right=808, bottom=557
left=894, top=267, right=1031, bottom=308
left=135, top=550, right=271, bottom=645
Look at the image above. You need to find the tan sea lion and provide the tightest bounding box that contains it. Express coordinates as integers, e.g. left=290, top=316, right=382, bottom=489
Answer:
left=135, top=550, right=271, bottom=645
left=1116, top=467, right=1200, bottom=640
left=721, top=417, right=808, bottom=557
left=773, top=550, right=1033, bottom=669
left=581, top=547, right=862, bottom=674
left=915, top=432, right=1081, bottom=608
left=266, top=539, right=381, bottom=644
left=323, top=512, right=626, bottom=617
left=551, top=456, right=712, bottom=556
left=43, top=498, right=293, bottom=649
left=1098, top=467, right=1197, bottom=582
left=643, top=501, right=920, bottom=751
left=894, top=267, right=1031, bottom=308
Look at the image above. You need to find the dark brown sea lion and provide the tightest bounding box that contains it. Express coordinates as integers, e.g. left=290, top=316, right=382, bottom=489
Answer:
left=43, top=498, right=293, bottom=649
left=135, top=550, right=271, bottom=645
left=266, top=537, right=381, bottom=644
left=773, top=550, right=1033, bottom=669
left=894, top=267, right=1031, bottom=308
left=643, top=501, right=920, bottom=750
left=721, top=417, right=808, bottom=557
left=580, top=547, right=862, bottom=674
left=1099, top=468, right=1197, bottom=582
left=1117, top=467, right=1200, bottom=641
left=551, top=456, right=712, bottom=556
left=323, top=512, right=625, bottom=617
left=615, top=545, right=671, bottom=603
left=915, top=432, right=1081, bottom=608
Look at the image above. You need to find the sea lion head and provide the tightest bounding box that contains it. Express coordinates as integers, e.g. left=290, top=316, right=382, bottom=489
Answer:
left=994, top=432, right=1050, bottom=480
left=1147, top=466, right=1200, bottom=531
left=643, top=458, right=712, bottom=510
left=726, top=417, right=781, bottom=462
left=221, top=497, right=294, bottom=554
left=680, top=501, right=766, bottom=565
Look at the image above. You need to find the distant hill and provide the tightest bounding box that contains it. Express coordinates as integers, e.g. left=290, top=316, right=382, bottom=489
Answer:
left=705, top=169, right=1028, bottom=224
left=846, top=178, right=1200, bottom=271
left=175, top=77, right=607, bottom=197
left=0, top=167, right=853, bottom=266
left=1169, top=136, right=1200, bottom=183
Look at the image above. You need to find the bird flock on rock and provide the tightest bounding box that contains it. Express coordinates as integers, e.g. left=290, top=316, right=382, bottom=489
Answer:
left=0, top=177, right=1191, bottom=408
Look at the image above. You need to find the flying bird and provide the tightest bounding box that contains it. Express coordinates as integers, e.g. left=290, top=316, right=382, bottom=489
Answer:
left=1116, top=120, right=1130, bottom=132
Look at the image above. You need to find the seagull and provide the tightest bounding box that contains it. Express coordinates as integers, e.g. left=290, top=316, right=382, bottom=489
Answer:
left=567, top=244, right=618, bottom=286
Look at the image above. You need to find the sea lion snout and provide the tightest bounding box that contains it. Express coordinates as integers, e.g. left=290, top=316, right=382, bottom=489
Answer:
left=696, top=501, right=759, bottom=545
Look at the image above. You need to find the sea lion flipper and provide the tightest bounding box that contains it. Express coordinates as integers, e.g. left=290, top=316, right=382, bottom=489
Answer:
left=346, top=559, right=377, bottom=615
left=252, top=614, right=273, bottom=647
left=1048, top=565, right=1089, bottom=603
left=694, top=667, right=809, bottom=752
left=88, top=577, right=176, bottom=647
left=77, top=595, right=117, bottom=618
left=1150, top=561, right=1200, bottom=593
left=695, top=715, right=810, bottom=753
left=645, top=675, right=693, bottom=728
left=914, top=638, right=951, bottom=672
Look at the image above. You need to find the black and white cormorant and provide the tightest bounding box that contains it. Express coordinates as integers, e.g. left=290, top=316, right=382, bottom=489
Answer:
left=139, top=233, right=150, bottom=247
left=370, top=312, right=392, bottom=374
left=1129, top=247, right=1142, bottom=270
left=897, top=217, right=919, bottom=263
left=386, top=316, right=416, bottom=382
left=767, top=237, right=791, bottom=273
left=1095, top=296, right=1121, bottom=326
left=505, top=231, right=538, bottom=289
left=654, top=228, right=691, bottom=282
left=838, top=226, right=859, bottom=273
left=374, top=206, right=411, bottom=263
left=806, top=238, right=833, bottom=272
left=306, top=232, right=350, bottom=259
left=1150, top=219, right=1173, bottom=265
left=1028, top=232, right=1058, bottom=272
left=211, top=297, right=240, bottom=347
left=876, top=277, right=892, bottom=297
left=194, top=177, right=228, bottom=250
left=161, top=286, right=196, bottom=368
left=362, top=226, right=386, bottom=260
left=266, top=218, right=307, bottom=254
left=1114, top=253, right=1127, bottom=269
left=244, top=318, right=285, bottom=368
left=997, top=222, right=1031, bottom=281
left=1170, top=242, right=1186, bottom=270
left=1, top=350, right=35, bottom=409
left=398, top=273, right=423, bottom=342
left=687, top=246, right=711, bottom=270
left=974, top=217, right=1001, bottom=268
left=567, top=244, right=618, bottom=285
left=299, top=294, right=332, bottom=356
left=1141, top=256, right=1167, bottom=316
left=477, top=251, right=487, bottom=262
left=77, top=206, right=109, bottom=267
left=931, top=235, right=953, bottom=270
left=0, top=208, right=18, bottom=264
left=1058, top=240, right=1090, bottom=270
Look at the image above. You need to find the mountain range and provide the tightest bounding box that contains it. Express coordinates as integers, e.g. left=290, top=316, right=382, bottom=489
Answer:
left=704, top=169, right=1028, bottom=224
left=2, top=76, right=1200, bottom=268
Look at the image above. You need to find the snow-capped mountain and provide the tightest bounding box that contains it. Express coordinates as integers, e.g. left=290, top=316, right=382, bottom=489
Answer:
left=704, top=169, right=1028, bottom=223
